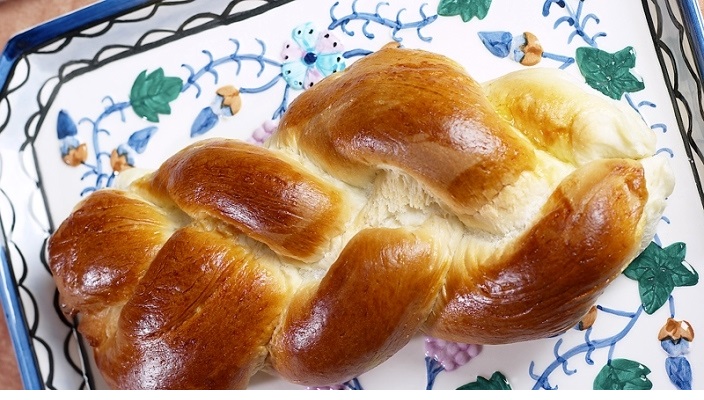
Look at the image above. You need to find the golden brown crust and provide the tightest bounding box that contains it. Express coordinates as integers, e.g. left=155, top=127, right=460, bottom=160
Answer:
left=96, top=226, right=290, bottom=389
left=483, top=67, right=657, bottom=164
left=47, top=46, right=673, bottom=389
left=142, top=138, right=349, bottom=262
left=272, top=47, right=537, bottom=225
left=269, top=228, right=448, bottom=386
left=425, top=159, right=648, bottom=343
left=47, top=190, right=173, bottom=344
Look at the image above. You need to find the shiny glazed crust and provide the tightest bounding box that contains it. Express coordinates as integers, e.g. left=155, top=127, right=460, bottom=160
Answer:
left=48, top=46, right=674, bottom=389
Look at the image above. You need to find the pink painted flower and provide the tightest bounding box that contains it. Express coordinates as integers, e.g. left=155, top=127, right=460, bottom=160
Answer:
left=281, top=22, right=346, bottom=90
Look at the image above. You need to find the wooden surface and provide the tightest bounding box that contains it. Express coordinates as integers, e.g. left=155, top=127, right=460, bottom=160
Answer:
left=0, top=321, right=21, bottom=389
left=0, top=0, right=96, bottom=50
left=0, top=0, right=703, bottom=392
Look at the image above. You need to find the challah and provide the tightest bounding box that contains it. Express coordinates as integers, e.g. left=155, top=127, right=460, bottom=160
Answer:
left=48, top=46, right=674, bottom=389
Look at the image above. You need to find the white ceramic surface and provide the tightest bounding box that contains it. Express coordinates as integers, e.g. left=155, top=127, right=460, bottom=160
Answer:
left=1, top=0, right=703, bottom=390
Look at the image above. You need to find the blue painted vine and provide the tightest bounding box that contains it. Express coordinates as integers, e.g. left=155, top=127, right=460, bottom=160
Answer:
left=57, top=0, right=439, bottom=195
left=329, top=0, right=437, bottom=42
left=57, top=69, right=181, bottom=195
left=429, top=4, right=689, bottom=390
left=526, top=241, right=698, bottom=390
left=543, top=0, right=605, bottom=46
left=419, top=242, right=699, bottom=391
left=57, top=21, right=369, bottom=195
left=472, top=8, right=687, bottom=391
left=184, top=23, right=360, bottom=138
left=543, top=0, right=669, bottom=151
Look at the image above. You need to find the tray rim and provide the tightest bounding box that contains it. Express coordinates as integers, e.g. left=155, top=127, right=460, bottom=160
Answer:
left=1, top=0, right=704, bottom=390
left=0, top=0, right=154, bottom=389
left=680, top=0, right=704, bottom=79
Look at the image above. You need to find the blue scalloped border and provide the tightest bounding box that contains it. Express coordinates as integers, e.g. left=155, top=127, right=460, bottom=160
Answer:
left=0, top=0, right=153, bottom=389
left=681, top=0, right=704, bottom=79
left=0, top=0, right=153, bottom=97
left=2, top=0, right=704, bottom=390
left=0, top=232, right=41, bottom=389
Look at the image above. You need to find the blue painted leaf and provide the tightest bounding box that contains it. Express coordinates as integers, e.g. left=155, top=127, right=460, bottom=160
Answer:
left=57, top=110, right=78, bottom=139
left=665, top=357, right=692, bottom=390
left=191, top=107, right=218, bottom=137
left=478, top=31, right=513, bottom=58
left=127, top=127, right=157, bottom=154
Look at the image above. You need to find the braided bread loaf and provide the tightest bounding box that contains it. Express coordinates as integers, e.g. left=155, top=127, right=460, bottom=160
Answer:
left=48, top=46, right=674, bottom=389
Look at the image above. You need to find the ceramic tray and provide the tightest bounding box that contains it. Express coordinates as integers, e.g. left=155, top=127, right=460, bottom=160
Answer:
left=1, top=0, right=704, bottom=390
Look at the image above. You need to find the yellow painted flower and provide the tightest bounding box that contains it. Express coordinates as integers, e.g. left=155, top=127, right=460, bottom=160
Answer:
left=110, top=148, right=133, bottom=173
left=577, top=305, right=598, bottom=330
left=217, top=85, right=242, bottom=115
left=61, top=142, right=88, bottom=167
left=518, top=32, right=543, bottom=66
left=658, top=318, right=694, bottom=342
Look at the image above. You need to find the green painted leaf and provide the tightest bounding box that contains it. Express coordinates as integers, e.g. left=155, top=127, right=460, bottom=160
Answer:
left=437, top=0, right=493, bottom=22
left=575, top=46, right=644, bottom=100
left=623, top=242, right=698, bottom=314
left=593, top=359, right=652, bottom=390
left=637, top=267, right=675, bottom=314
left=457, top=371, right=511, bottom=390
left=130, top=68, right=183, bottom=123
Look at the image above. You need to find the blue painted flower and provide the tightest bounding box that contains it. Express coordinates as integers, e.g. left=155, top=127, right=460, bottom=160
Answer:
left=60, top=136, right=79, bottom=157
left=57, top=110, right=78, bottom=139
left=478, top=31, right=543, bottom=66
left=190, top=86, right=243, bottom=138
left=281, top=22, right=346, bottom=90
left=478, top=30, right=574, bottom=69
left=57, top=109, right=88, bottom=166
